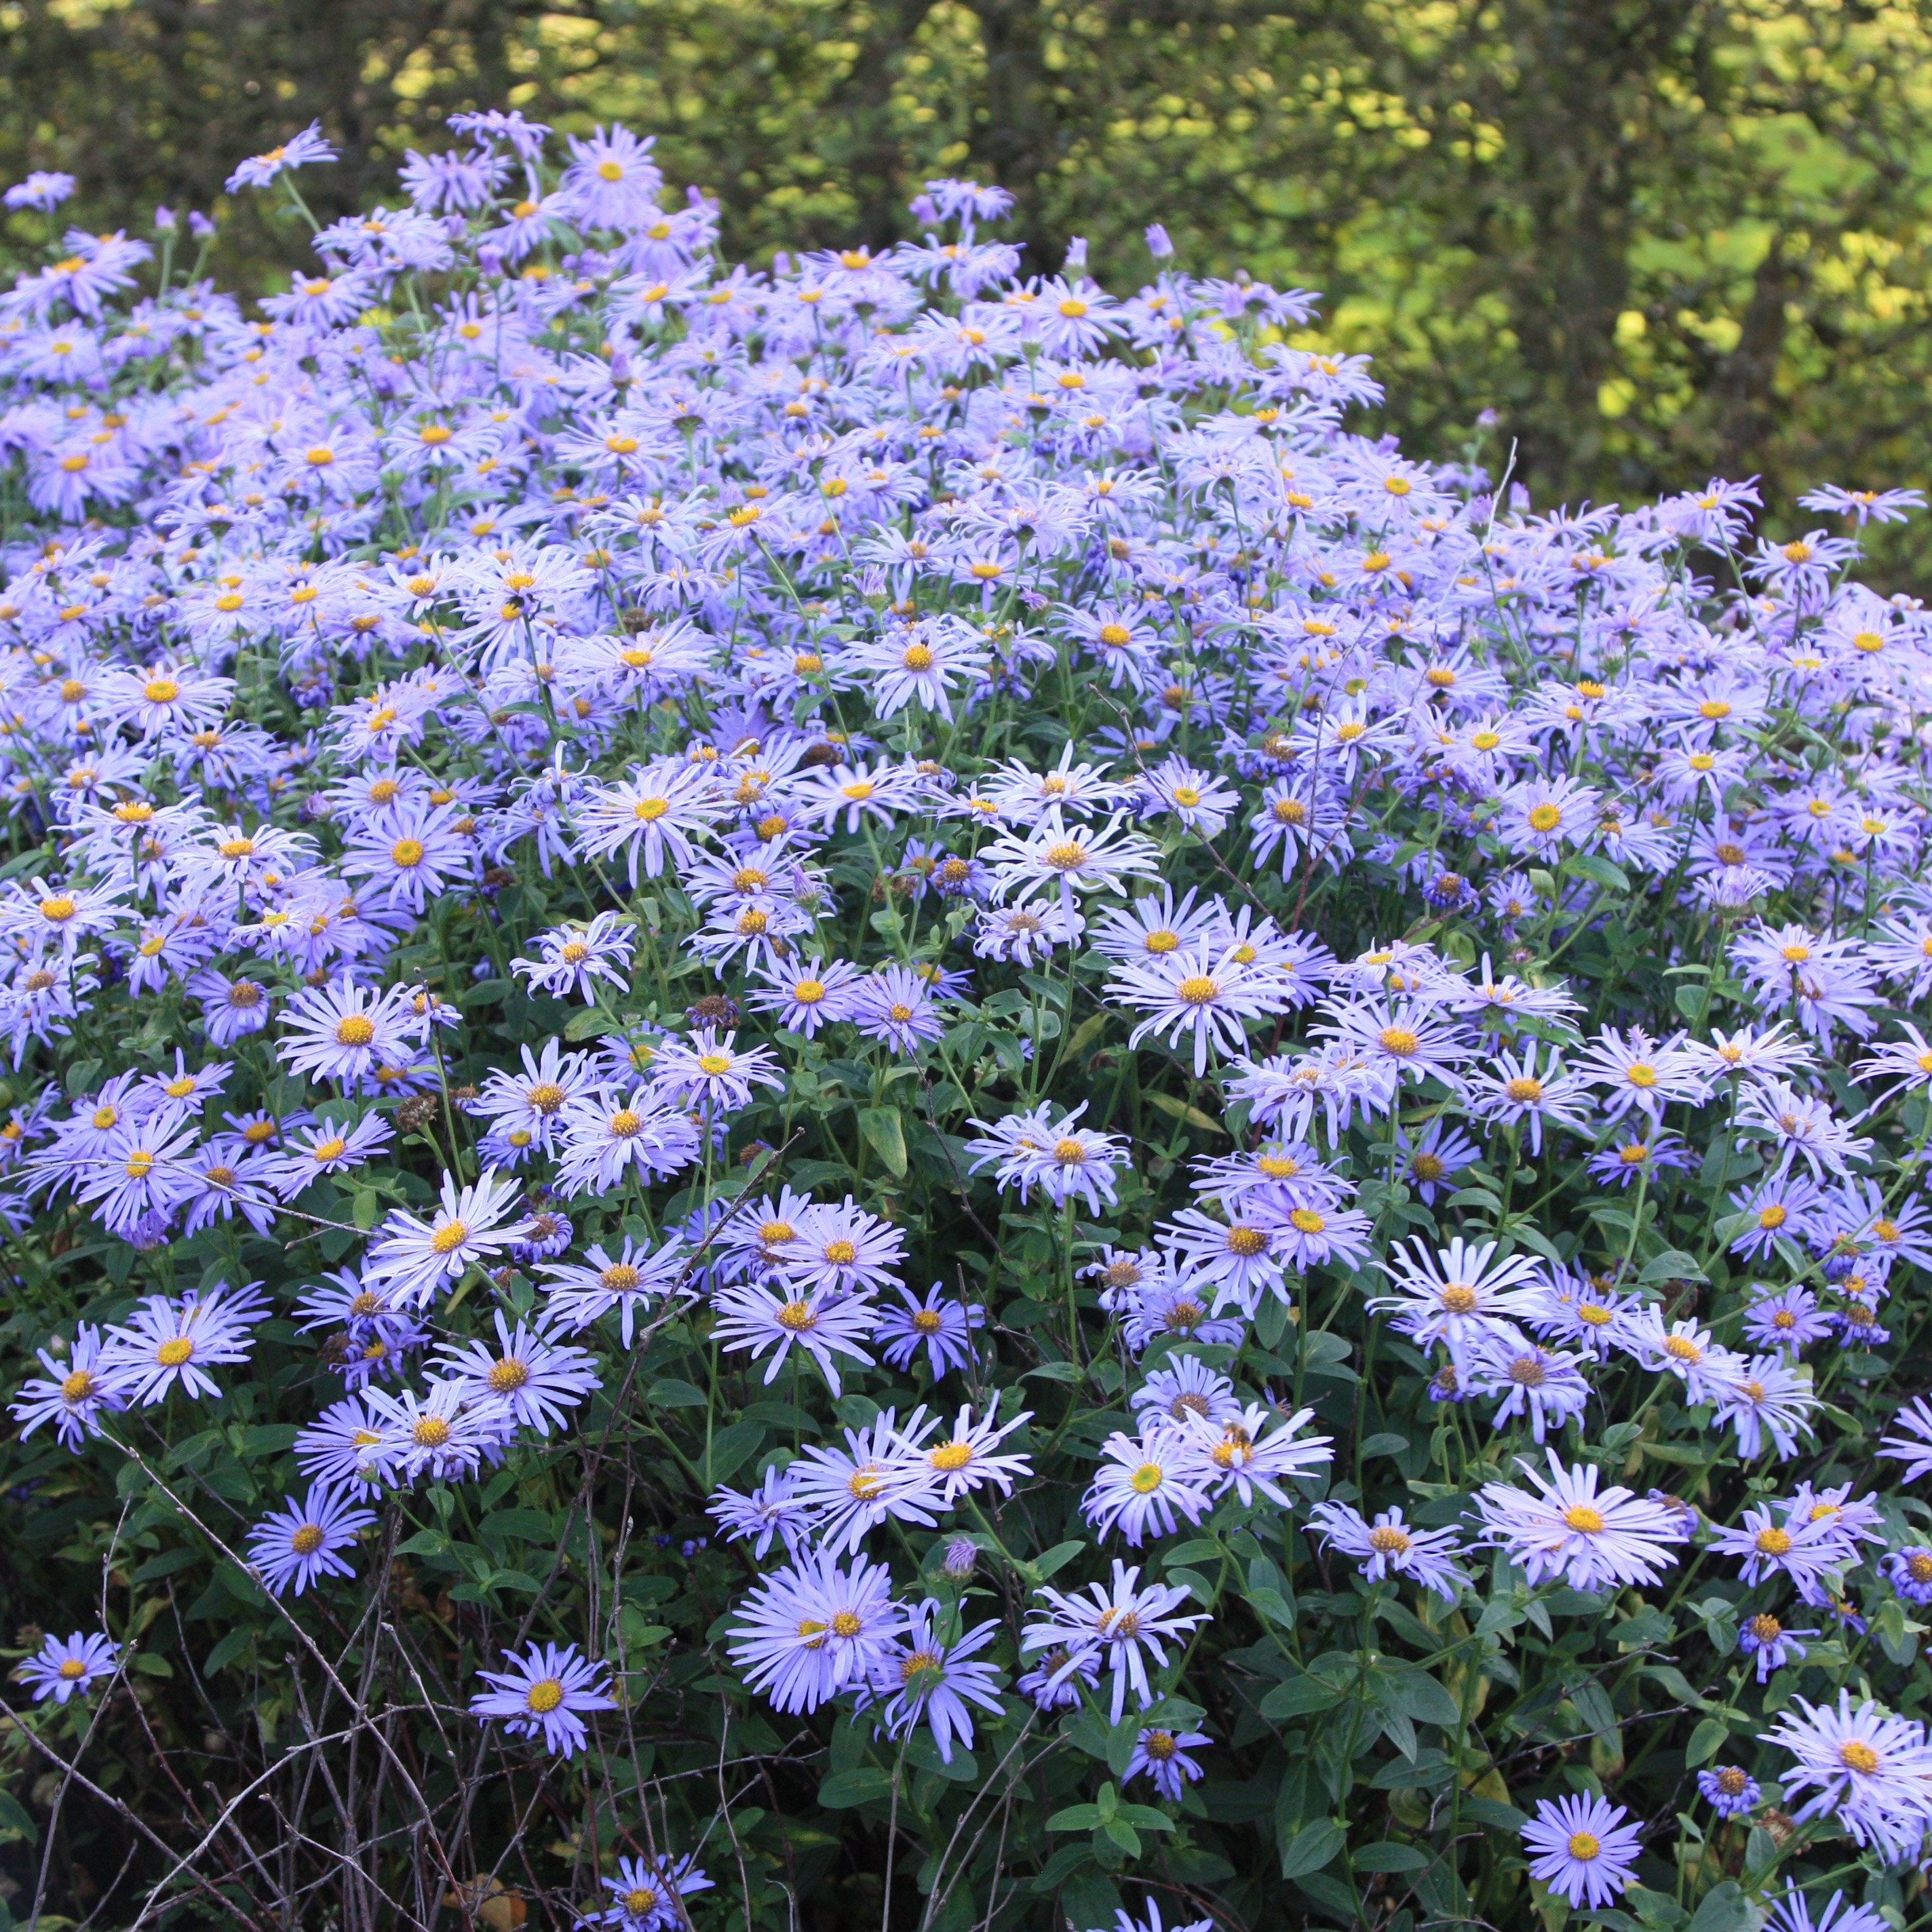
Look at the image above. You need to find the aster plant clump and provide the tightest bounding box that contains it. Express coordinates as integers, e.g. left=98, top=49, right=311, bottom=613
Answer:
left=7, top=111, right=1932, bottom=1932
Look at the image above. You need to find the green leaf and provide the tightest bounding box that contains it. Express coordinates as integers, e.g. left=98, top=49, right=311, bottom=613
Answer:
left=1359, top=1431, right=1410, bottom=1460
left=705, top=1417, right=767, bottom=1485
left=1380, top=1670, right=1462, bottom=1728
left=1567, top=850, right=1630, bottom=892
left=646, top=1378, right=709, bottom=1408
left=857, top=1105, right=908, bottom=1178
left=205, top=1627, right=256, bottom=1675
left=1463, top=1797, right=1528, bottom=1831
left=1049, top=1804, right=1105, bottom=1832
left=1353, top=1841, right=1428, bottom=1873
left=818, top=1766, right=893, bottom=1809
left=0, top=1788, right=39, bottom=1845
left=1684, top=1723, right=1731, bottom=1769
left=1259, top=1676, right=1345, bottom=1720
left=1035, top=1539, right=1087, bottom=1581
left=1686, top=1881, right=1753, bottom=1932
left=1277, top=1817, right=1346, bottom=1880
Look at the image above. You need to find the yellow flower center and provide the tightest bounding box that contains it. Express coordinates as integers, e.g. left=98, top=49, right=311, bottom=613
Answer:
left=335, top=1015, right=376, bottom=1047
left=1562, top=1505, right=1605, bottom=1534
left=156, top=1338, right=194, bottom=1367
left=429, top=1220, right=469, bottom=1254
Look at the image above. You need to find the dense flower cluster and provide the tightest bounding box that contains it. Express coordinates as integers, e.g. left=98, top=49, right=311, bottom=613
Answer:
left=4, top=110, right=1932, bottom=1932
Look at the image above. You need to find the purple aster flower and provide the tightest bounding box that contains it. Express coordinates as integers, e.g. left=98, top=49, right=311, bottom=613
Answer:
left=1307, top=1501, right=1470, bottom=1601
left=848, top=963, right=946, bottom=1055
left=1083, top=1424, right=1214, bottom=1547
left=96, top=1281, right=266, bottom=1405
left=856, top=1600, right=1005, bottom=1764
left=540, top=1235, right=691, bottom=1344
left=1880, top=1395, right=1932, bottom=1482
left=1021, top=1560, right=1208, bottom=1723
left=246, top=1482, right=376, bottom=1596
left=1467, top=1337, right=1592, bottom=1442
left=1016, top=1643, right=1102, bottom=1712
left=710, top=1280, right=877, bottom=1396
left=1741, top=1284, right=1832, bottom=1355
left=584, top=1854, right=714, bottom=1932
left=1738, top=1610, right=1816, bottom=1682
left=435, top=1311, right=601, bottom=1437
left=727, top=1551, right=908, bottom=1714
left=708, top=1466, right=811, bottom=1560
left=1698, top=1766, right=1760, bottom=1818
left=1124, top=1724, right=1210, bottom=1801
left=1768, top=1891, right=1890, bottom=1932
left=1882, top=1547, right=1932, bottom=1606
left=363, top=1167, right=529, bottom=1310
left=19, top=1629, right=119, bottom=1705
left=469, top=1641, right=616, bottom=1758
left=1764, top=1689, right=1932, bottom=1859
left=1520, top=1792, right=1643, bottom=1909
left=9, top=1322, right=125, bottom=1449
left=876, top=1281, right=984, bottom=1376
left=1708, top=1503, right=1847, bottom=1598
left=1474, top=1453, right=1688, bottom=1590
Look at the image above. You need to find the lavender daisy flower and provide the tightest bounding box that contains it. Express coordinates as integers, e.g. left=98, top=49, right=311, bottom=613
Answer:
left=727, top=1551, right=908, bottom=1714
left=1768, top=1891, right=1890, bottom=1932
left=857, top=1601, right=1005, bottom=1764
left=294, top=1393, right=393, bottom=1494
left=364, top=1167, right=529, bottom=1310
left=1467, top=1338, right=1593, bottom=1442
left=876, top=1281, right=984, bottom=1376
left=1697, top=1766, right=1760, bottom=1818
left=1709, top=1355, right=1819, bottom=1460
left=511, top=911, right=635, bottom=1003
left=1083, top=1424, right=1215, bottom=1547
left=1764, top=1689, right=1932, bottom=1859
left=1392, top=1116, right=1480, bottom=1203
left=435, top=1311, right=602, bottom=1437
left=246, top=1482, right=376, bottom=1596
left=1125, top=1724, right=1210, bottom=1801
left=1876, top=1395, right=1932, bottom=1480
left=368, top=1379, right=504, bottom=1484
left=708, top=1466, right=811, bottom=1560
left=746, top=955, right=862, bottom=1037
left=709, top=1281, right=877, bottom=1395
left=96, top=1282, right=265, bottom=1405
left=277, top=977, right=423, bottom=1088
left=585, top=1854, right=714, bottom=1932
left=1021, top=1560, right=1208, bottom=1723
left=1017, top=1643, right=1102, bottom=1712
left=1738, top=1611, right=1815, bottom=1682
left=1741, top=1285, right=1832, bottom=1355
left=9, top=1322, right=125, bottom=1448
left=1882, top=1547, right=1932, bottom=1605
left=1707, top=1505, right=1844, bottom=1598
left=645, top=1026, right=786, bottom=1112
left=540, top=1235, right=692, bottom=1343
left=1520, top=1793, right=1643, bottom=1908
left=1474, top=1453, right=1688, bottom=1590
left=20, top=1631, right=119, bottom=1703
left=848, top=964, right=946, bottom=1055
left=1307, top=1501, right=1469, bottom=1601
left=469, top=1641, right=617, bottom=1758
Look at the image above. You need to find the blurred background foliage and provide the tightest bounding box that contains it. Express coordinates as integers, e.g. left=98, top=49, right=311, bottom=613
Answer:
left=3, top=0, right=1931, bottom=568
